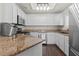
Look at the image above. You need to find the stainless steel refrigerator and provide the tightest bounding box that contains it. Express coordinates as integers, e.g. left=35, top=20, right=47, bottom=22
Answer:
left=69, top=11, right=79, bottom=56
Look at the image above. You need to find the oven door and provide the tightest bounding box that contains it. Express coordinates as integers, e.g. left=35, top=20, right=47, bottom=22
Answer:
left=1, top=23, right=17, bottom=36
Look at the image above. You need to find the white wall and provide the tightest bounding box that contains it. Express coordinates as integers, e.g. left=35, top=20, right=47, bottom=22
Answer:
left=25, top=13, right=64, bottom=25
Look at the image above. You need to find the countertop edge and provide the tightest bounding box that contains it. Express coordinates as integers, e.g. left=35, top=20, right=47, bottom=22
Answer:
left=10, top=40, right=45, bottom=56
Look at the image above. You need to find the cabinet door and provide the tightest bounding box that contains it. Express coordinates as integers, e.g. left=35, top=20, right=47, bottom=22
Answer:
left=21, top=11, right=26, bottom=25
left=64, top=36, right=69, bottom=56
left=17, top=7, right=23, bottom=17
left=30, top=32, right=44, bottom=39
left=0, top=4, right=18, bottom=23
left=0, top=4, right=3, bottom=23
left=12, top=4, right=18, bottom=23
left=24, top=14, right=26, bottom=24
left=17, top=7, right=22, bottom=16
left=56, top=33, right=69, bottom=55
left=55, top=33, right=60, bottom=46
left=2, top=3, right=13, bottom=23
left=59, top=34, right=65, bottom=52
left=17, top=6, right=26, bottom=25
left=59, top=14, right=64, bottom=25
left=55, top=14, right=64, bottom=25
left=55, top=33, right=65, bottom=52
left=21, top=9, right=25, bottom=19
left=47, top=32, right=56, bottom=44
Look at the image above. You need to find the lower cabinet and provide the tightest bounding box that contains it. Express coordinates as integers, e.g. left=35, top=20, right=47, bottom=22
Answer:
left=30, top=32, right=69, bottom=56
left=56, top=33, right=69, bottom=56
left=30, top=32, right=47, bottom=44
left=53, top=33, right=69, bottom=56
left=64, top=36, right=69, bottom=56
left=56, top=33, right=65, bottom=53
left=16, top=43, right=42, bottom=56
left=30, top=32, right=57, bottom=44
left=30, top=32, right=39, bottom=38
left=47, top=32, right=57, bottom=44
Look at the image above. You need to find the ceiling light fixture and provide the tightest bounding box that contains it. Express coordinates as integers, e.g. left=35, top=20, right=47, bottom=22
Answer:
left=36, top=6, right=39, bottom=10
left=47, top=7, right=49, bottom=10
left=36, top=3, right=50, bottom=11
left=31, top=3, right=56, bottom=11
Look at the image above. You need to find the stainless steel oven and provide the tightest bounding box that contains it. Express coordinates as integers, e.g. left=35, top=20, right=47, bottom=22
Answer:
left=1, top=23, right=18, bottom=36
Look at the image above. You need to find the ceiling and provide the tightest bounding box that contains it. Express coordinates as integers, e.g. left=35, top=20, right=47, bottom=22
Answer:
left=17, top=3, right=72, bottom=14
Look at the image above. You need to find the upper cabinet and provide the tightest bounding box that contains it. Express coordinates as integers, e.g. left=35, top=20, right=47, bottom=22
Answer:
left=56, top=13, right=64, bottom=25
left=12, top=4, right=18, bottom=24
left=25, top=14, right=64, bottom=25
left=17, top=6, right=26, bottom=20
left=1, top=4, right=13, bottom=23
left=0, top=3, right=26, bottom=24
left=17, top=5, right=27, bottom=25
left=61, top=9, right=69, bottom=30
left=0, top=4, right=3, bottom=23
left=0, top=3, right=18, bottom=23
left=17, top=7, right=22, bottom=17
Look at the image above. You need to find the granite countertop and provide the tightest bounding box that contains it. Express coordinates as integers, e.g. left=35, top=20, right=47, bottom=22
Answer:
left=0, top=34, right=44, bottom=56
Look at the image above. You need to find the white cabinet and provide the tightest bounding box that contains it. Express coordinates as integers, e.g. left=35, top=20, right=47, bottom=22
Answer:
left=15, top=4, right=27, bottom=24
left=16, top=43, right=42, bottom=56
left=30, top=32, right=39, bottom=38
left=59, top=34, right=65, bottom=52
left=47, top=32, right=69, bottom=55
left=30, top=32, right=46, bottom=38
left=2, top=3, right=13, bottom=23
left=61, top=9, right=69, bottom=30
left=0, top=3, right=27, bottom=24
left=17, top=7, right=22, bottom=17
left=30, top=32, right=47, bottom=44
left=17, top=6, right=26, bottom=25
left=17, top=6, right=25, bottom=18
left=56, top=33, right=69, bottom=56
left=12, top=4, right=18, bottom=23
left=26, top=14, right=64, bottom=25
left=30, top=32, right=69, bottom=55
left=21, top=10, right=25, bottom=19
left=56, top=33, right=65, bottom=52
left=0, top=3, right=18, bottom=23
left=0, top=4, right=3, bottom=23
left=30, top=32, right=57, bottom=44
left=47, top=32, right=57, bottom=44
left=64, top=36, right=69, bottom=56
left=56, top=14, right=64, bottom=25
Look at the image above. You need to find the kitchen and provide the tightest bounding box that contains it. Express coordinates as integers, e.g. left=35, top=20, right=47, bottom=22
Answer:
left=0, top=3, right=78, bottom=56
